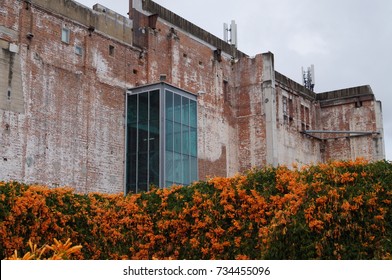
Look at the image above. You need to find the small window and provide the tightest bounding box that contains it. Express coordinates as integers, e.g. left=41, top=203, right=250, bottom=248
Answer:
left=61, top=27, right=70, bottom=43
left=75, top=45, right=83, bottom=56
left=355, top=100, right=363, bottom=108
left=109, top=45, right=115, bottom=56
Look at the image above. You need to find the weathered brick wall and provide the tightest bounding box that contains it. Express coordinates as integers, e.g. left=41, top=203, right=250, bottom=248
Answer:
left=318, top=98, right=382, bottom=161
left=0, top=0, right=244, bottom=190
left=235, top=54, right=267, bottom=171
left=144, top=18, right=240, bottom=178
left=1, top=0, right=139, bottom=193
left=1, top=0, right=27, bottom=185
left=274, top=85, right=322, bottom=166
left=0, top=0, right=384, bottom=193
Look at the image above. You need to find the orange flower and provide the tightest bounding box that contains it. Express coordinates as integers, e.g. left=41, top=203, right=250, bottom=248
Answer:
left=235, top=254, right=250, bottom=260
left=189, top=238, right=199, bottom=249
left=341, top=201, right=351, bottom=211
left=382, top=199, right=391, bottom=205
left=316, top=196, right=328, bottom=206
left=308, top=219, right=324, bottom=232
left=340, top=172, right=355, bottom=184
left=234, top=237, right=242, bottom=247
left=232, top=220, right=242, bottom=230
left=374, top=215, right=384, bottom=221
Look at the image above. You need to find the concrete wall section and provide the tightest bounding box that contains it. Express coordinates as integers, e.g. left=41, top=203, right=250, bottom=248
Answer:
left=373, top=101, right=385, bottom=161
left=317, top=91, right=383, bottom=161
left=0, top=39, right=24, bottom=113
left=261, top=53, right=277, bottom=167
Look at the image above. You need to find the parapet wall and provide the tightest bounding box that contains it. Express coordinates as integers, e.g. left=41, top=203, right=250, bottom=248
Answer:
left=275, top=71, right=316, bottom=100
left=317, top=85, right=375, bottom=107
left=141, top=0, right=243, bottom=57
left=31, top=0, right=133, bottom=45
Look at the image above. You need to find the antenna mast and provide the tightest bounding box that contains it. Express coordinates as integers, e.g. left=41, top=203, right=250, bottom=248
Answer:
left=302, top=64, right=315, bottom=91
left=223, top=20, right=238, bottom=48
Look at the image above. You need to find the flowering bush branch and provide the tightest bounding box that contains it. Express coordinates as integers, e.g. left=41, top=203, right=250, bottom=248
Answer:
left=1, top=159, right=391, bottom=259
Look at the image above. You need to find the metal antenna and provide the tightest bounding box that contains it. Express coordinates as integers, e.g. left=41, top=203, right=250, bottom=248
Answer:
left=223, top=20, right=238, bottom=48
left=302, top=64, right=315, bottom=91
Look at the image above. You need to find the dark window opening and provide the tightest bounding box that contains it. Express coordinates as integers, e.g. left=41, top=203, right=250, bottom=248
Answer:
left=223, top=80, right=229, bottom=102
left=355, top=100, right=363, bottom=108
left=109, top=45, right=115, bottom=56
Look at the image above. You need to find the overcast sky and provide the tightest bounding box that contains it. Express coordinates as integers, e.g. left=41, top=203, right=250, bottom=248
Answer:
left=78, top=0, right=392, bottom=160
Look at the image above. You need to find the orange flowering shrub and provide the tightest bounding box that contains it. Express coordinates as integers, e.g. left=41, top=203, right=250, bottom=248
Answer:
left=6, top=238, right=82, bottom=260
left=1, top=159, right=391, bottom=259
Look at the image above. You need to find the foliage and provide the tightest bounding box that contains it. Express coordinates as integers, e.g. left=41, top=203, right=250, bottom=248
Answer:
left=1, top=159, right=391, bottom=259
left=6, top=238, right=82, bottom=260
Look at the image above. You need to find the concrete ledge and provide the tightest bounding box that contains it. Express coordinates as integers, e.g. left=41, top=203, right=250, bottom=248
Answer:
left=317, top=85, right=374, bottom=101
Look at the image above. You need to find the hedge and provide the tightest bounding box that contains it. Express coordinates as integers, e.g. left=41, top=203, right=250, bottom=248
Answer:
left=1, top=159, right=391, bottom=259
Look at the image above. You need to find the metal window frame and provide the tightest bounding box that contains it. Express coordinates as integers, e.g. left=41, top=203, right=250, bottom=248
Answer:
left=61, top=27, right=70, bottom=44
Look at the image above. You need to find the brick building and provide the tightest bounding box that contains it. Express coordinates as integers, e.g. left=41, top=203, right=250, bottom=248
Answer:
left=0, top=0, right=385, bottom=193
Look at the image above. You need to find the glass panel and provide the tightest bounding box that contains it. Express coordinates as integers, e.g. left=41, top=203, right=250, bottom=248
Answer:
left=149, top=151, right=159, bottom=187
left=190, top=156, right=198, bottom=183
left=182, top=125, right=189, bottom=155
left=174, top=93, right=182, bottom=123
left=165, top=91, right=173, bottom=121
left=137, top=118, right=148, bottom=191
left=190, top=127, right=197, bottom=157
left=138, top=121, right=148, bottom=153
left=189, top=100, right=197, bottom=128
left=183, top=154, right=190, bottom=185
left=138, top=152, right=148, bottom=190
left=61, top=28, right=70, bottom=43
left=128, top=184, right=137, bottom=194
left=127, top=94, right=138, bottom=124
left=127, top=85, right=197, bottom=192
left=138, top=182, right=148, bottom=193
left=149, top=120, right=160, bottom=153
left=165, top=120, right=173, bottom=152
left=150, top=90, right=160, bottom=121
left=139, top=92, right=149, bottom=122
left=182, top=97, right=189, bottom=125
left=174, top=122, right=182, bottom=153
left=173, top=152, right=182, bottom=184
left=166, top=151, right=173, bottom=182
left=128, top=124, right=138, bottom=152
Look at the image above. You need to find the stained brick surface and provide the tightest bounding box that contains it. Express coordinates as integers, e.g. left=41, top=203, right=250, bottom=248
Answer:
left=0, top=0, right=384, bottom=192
